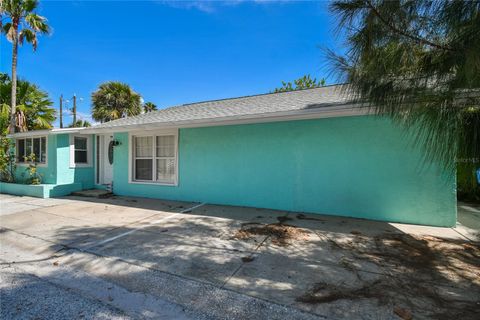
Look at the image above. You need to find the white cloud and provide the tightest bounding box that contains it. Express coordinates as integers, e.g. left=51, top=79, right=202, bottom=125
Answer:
left=156, top=0, right=219, bottom=13
left=156, top=0, right=290, bottom=13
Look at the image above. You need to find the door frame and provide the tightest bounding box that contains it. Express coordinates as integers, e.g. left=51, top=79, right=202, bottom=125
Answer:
left=96, top=134, right=114, bottom=185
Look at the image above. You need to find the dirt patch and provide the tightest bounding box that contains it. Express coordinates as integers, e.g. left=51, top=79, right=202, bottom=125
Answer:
left=276, top=216, right=293, bottom=223
left=98, top=192, right=114, bottom=199
left=329, top=233, right=480, bottom=277
left=233, top=222, right=310, bottom=246
left=393, top=306, right=413, bottom=320
left=241, top=256, right=255, bottom=263
left=298, top=274, right=479, bottom=319
left=296, top=280, right=384, bottom=304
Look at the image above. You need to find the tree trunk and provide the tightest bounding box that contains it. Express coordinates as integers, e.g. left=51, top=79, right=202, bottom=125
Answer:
left=9, top=25, right=18, bottom=134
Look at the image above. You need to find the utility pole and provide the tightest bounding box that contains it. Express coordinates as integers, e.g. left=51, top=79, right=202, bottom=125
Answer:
left=72, top=94, right=77, bottom=127
left=59, top=95, right=63, bottom=128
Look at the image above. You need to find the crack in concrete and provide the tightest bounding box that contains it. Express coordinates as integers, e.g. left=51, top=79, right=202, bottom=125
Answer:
left=220, top=234, right=271, bottom=288
left=219, top=211, right=292, bottom=288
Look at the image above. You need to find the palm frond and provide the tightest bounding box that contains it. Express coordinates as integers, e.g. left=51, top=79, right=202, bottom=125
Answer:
left=2, top=0, right=50, bottom=51
left=18, top=28, right=37, bottom=48
left=25, top=13, right=49, bottom=33
left=91, top=81, right=142, bottom=123
left=0, top=74, right=55, bottom=132
left=4, top=21, right=15, bottom=41
left=22, top=0, right=39, bottom=13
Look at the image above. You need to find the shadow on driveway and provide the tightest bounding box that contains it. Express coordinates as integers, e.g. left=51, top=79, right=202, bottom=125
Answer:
left=31, top=195, right=480, bottom=320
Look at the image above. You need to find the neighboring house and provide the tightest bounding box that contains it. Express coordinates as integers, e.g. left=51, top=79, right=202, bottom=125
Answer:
left=1, top=85, right=456, bottom=227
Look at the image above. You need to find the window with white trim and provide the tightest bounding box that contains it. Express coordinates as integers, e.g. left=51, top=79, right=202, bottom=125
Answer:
left=16, top=137, right=47, bottom=164
left=69, top=135, right=92, bottom=167
left=132, top=133, right=177, bottom=184
left=74, top=136, right=88, bottom=164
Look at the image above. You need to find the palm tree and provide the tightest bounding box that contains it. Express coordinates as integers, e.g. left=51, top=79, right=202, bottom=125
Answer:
left=0, top=74, right=11, bottom=134
left=68, top=119, right=91, bottom=128
left=0, top=73, right=55, bottom=134
left=1, top=0, right=50, bottom=134
left=91, top=82, right=142, bottom=123
left=143, top=102, right=157, bottom=113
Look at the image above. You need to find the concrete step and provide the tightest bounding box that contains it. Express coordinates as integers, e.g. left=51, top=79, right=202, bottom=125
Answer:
left=71, top=189, right=113, bottom=198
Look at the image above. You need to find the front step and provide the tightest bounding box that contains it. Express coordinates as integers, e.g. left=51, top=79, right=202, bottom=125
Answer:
left=71, top=189, right=113, bottom=198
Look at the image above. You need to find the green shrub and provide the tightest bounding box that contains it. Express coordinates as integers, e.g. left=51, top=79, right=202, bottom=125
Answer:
left=457, top=163, right=480, bottom=203
left=24, top=153, right=42, bottom=185
left=0, top=137, right=16, bottom=183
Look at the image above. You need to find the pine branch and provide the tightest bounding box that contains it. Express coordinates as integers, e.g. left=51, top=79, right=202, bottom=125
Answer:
left=365, top=0, right=454, bottom=52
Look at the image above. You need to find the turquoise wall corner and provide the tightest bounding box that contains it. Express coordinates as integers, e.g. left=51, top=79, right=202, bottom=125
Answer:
left=55, top=134, right=94, bottom=189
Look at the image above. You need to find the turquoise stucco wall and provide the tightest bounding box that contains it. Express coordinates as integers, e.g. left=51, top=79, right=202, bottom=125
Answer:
left=112, top=116, right=457, bottom=227
left=55, top=134, right=94, bottom=189
left=0, top=182, right=83, bottom=198
left=11, top=133, right=94, bottom=189
left=0, top=182, right=50, bottom=197
left=14, top=134, right=57, bottom=184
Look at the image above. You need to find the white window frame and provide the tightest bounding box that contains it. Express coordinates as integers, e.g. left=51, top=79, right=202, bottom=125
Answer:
left=70, top=134, right=92, bottom=168
left=128, top=129, right=178, bottom=186
left=16, top=136, right=48, bottom=167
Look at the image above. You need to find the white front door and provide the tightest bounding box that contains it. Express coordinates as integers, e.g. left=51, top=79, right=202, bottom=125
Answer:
left=97, top=134, right=114, bottom=185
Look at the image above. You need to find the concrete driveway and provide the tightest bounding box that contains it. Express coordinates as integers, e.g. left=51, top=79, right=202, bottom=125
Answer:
left=1, top=194, right=479, bottom=319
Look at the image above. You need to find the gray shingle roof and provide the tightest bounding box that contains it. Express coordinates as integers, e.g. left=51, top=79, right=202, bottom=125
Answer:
left=88, top=84, right=355, bottom=131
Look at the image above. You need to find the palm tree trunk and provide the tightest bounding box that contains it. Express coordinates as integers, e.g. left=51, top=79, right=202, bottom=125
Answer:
left=9, top=27, right=18, bottom=134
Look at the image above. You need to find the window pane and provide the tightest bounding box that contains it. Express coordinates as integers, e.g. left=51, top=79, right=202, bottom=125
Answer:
left=156, top=135, right=175, bottom=157
left=74, top=137, right=87, bottom=150
left=33, top=138, right=40, bottom=161
left=25, top=138, right=32, bottom=158
left=40, top=137, right=46, bottom=163
left=135, top=159, right=153, bottom=180
left=135, top=136, right=152, bottom=157
left=156, top=158, right=175, bottom=183
left=75, top=150, right=88, bottom=163
left=17, top=139, right=25, bottom=162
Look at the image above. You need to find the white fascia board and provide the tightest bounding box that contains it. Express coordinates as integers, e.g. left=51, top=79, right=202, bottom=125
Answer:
left=6, top=127, right=89, bottom=138
left=82, top=105, right=371, bottom=134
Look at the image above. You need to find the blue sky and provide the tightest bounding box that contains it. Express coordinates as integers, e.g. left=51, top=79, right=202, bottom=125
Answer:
left=0, top=0, right=344, bottom=127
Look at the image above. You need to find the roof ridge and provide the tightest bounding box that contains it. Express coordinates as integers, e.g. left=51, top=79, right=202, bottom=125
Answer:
left=86, top=82, right=352, bottom=130
left=174, top=83, right=346, bottom=108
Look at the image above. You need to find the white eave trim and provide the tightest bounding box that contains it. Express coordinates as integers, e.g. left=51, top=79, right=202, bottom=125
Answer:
left=7, top=127, right=88, bottom=138
left=82, top=104, right=370, bottom=134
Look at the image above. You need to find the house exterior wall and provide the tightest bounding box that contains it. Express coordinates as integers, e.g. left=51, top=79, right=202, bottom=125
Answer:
left=0, top=182, right=83, bottom=198
left=55, top=134, right=95, bottom=189
left=112, top=116, right=457, bottom=227
left=14, top=134, right=57, bottom=184
left=12, top=133, right=94, bottom=189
